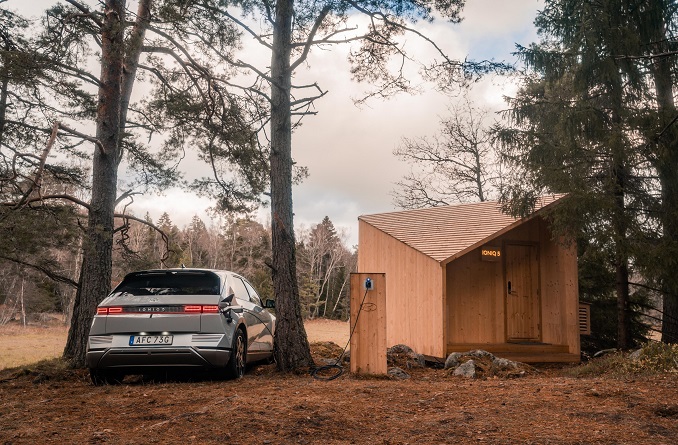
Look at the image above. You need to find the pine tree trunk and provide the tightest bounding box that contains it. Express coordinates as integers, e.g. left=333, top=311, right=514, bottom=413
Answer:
left=650, top=4, right=678, bottom=344
left=613, top=173, right=630, bottom=349
left=120, top=0, right=151, bottom=141
left=658, top=156, right=678, bottom=344
left=610, top=73, right=631, bottom=350
left=63, top=0, right=125, bottom=367
left=615, top=253, right=630, bottom=348
left=269, top=0, right=314, bottom=371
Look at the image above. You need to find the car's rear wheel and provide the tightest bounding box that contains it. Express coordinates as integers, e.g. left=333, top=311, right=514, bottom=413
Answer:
left=90, top=368, right=124, bottom=386
left=225, top=328, right=246, bottom=379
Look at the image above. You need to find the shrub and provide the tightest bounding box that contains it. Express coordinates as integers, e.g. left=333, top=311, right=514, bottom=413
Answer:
left=568, top=342, right=678, bottom=378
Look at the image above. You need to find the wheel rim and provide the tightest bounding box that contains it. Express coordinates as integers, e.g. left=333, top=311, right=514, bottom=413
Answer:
left=235, top=332, right=245, bottom=377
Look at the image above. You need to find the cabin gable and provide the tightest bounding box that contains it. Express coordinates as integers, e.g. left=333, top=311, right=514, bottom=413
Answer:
left=358, top=219, right=444, bottom=357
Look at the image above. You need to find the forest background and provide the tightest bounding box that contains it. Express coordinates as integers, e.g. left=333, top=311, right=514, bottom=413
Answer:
left=0, top=211, right=354, bottom=323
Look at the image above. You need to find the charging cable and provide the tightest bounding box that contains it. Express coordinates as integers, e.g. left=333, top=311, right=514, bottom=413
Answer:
left=311, top=286, right=371, bottom=380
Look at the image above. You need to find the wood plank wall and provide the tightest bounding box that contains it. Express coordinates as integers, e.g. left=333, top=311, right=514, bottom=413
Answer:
left=358, top=220, right=445, bottom=357
left=537, top=221, right=580, bottom=355
left=446, top=251, right=504, bottom=343
left=446, top=217, right=580, bottom=355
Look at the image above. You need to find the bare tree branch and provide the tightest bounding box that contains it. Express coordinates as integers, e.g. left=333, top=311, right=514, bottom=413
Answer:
left=12, top=121, right=58, bottom=210
left=196, top=2, right=274, bottom=50
left=290, top=5, right=332, bottom=71
left=618, top=50, right=678, bottom=60
left=58, top=122, right=105, bottom=153
left=64, top=0, right=104, bottom=28
left=0, top=254, right=79, bottom=288
left=2, top=193, right=90, bottom=209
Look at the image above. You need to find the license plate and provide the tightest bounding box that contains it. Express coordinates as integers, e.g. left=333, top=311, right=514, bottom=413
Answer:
left=129, top=335, right=173, bottom=346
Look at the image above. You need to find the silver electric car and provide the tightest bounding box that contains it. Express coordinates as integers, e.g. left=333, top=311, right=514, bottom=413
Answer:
left=86, top=268, right=275, bottom=384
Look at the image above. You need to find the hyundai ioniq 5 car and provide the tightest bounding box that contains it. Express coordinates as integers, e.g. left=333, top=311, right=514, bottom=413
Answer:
left=86, top=269, right=275, bottom=384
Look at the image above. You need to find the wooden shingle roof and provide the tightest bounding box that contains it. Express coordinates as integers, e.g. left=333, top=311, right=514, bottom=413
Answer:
left=359, top=195, right=564, bottom=264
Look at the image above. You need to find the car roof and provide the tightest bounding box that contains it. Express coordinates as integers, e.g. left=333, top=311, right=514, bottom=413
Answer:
left=122, top=268, right=231, bottom=280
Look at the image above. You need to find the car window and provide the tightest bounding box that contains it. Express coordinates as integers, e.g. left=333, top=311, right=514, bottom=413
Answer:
left=113, top=271, right=220, bottom=296
left=243, top=281, right=262, bottom=306
left=230, top=277, right=250, bottom=302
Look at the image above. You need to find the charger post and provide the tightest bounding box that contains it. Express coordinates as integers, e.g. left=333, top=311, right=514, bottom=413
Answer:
left=350, top=272, right=386, bottom=375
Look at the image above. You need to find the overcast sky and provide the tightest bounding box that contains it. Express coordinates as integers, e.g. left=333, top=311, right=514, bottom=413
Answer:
left=9, top=0, right=543, bottom=246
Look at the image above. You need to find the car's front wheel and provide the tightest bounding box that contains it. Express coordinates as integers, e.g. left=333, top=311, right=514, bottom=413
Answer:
left=225, top=328, right=246, bottom=379
left=90, top=368, right=124, bottom=386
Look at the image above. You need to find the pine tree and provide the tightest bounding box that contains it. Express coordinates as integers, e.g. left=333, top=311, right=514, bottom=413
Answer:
left=497, top=0, right=656, bottom=349
left=629, top=0, right=678, bottom=343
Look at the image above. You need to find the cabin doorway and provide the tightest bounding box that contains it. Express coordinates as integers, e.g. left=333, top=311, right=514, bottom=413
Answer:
left=505, top=243, right=541, bottom=341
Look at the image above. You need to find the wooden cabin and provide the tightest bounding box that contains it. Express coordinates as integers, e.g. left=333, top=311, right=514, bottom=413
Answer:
left=357, top=196, right=582, bottom=363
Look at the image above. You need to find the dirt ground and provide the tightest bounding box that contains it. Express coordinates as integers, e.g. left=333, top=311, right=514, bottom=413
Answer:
left=1, top=320, right=678, bottom=444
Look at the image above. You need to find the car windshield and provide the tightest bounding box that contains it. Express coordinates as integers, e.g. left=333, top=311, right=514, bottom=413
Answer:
left=113, top=271, right=221, bottom=296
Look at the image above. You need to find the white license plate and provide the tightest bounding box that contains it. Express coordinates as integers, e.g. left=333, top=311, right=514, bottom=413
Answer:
left=129, top=335, right=173, bottom=346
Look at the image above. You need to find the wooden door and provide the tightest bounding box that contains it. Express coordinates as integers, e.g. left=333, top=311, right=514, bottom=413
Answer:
left=505, top=244, right=541, bottom=341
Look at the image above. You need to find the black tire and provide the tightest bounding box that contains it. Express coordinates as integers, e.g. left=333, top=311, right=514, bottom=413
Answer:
left=90, top=368, right=124, bottom=386
left=225, top=328, right=246, bottom=379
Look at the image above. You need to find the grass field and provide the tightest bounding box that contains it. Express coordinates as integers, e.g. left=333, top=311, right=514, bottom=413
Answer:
left=0, top=318, right=349, bottom=370
left=0, top=323, right=69, bottom=370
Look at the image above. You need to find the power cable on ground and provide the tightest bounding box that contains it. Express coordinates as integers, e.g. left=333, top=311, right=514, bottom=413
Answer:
left=311, top=286, right=371, bottom=380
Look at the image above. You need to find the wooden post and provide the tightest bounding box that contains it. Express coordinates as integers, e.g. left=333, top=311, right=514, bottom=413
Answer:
left=350, top=273, right=386, bottom=375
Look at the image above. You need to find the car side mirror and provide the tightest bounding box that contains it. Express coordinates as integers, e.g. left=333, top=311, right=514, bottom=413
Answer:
left=219, top=293, right=235, bottom=309
left=263, top=299, right=275, bottom=309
